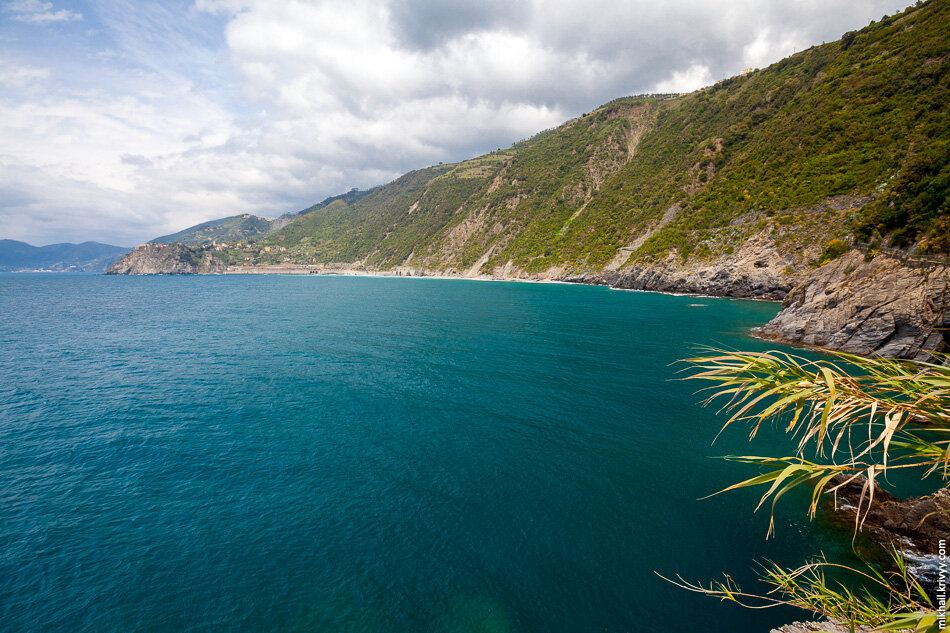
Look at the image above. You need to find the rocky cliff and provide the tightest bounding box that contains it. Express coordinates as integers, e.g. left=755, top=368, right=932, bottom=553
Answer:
left=616, top=231, right=798, bottom=299
left=107, top=243, right=226, bottom=275
left=822, top=474, right=950, bottom=559
left=561, top=232, right=797, bottom=299
left=756, top=252, right=949, bottom=359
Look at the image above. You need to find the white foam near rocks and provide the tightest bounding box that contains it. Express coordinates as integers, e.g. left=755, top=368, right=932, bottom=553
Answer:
left=902, top=551, right=944, bottom=587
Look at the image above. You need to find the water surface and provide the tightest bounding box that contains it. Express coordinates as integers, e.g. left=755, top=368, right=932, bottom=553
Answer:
left=1, top=274, right=846, bottom=632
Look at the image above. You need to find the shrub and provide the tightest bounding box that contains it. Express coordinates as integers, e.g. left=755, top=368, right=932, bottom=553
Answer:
left=818, top=238, right=851, bottom=265
left=840, top=31, right=857, bottom=50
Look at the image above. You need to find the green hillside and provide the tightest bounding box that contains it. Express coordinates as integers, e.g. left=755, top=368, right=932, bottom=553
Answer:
left=291, top=187, right=374, bottom=218
left=150, top=213, right=277, bottom=246
left=214, top=0, right=948, bottom=274
left=150, top=189, right=374, bottom=248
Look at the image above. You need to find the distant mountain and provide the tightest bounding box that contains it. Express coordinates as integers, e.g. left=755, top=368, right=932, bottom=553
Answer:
left=148, top=191, right=374, bottom=247
left=149, top=213, right=277, bottom=246
left=291, top=188, right=373, bottom=218
left=0, top=240, right=129, bottom=272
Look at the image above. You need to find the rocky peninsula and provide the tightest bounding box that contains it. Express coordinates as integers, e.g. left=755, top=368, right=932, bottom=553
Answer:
left=107, top=243, right=226, bottom=275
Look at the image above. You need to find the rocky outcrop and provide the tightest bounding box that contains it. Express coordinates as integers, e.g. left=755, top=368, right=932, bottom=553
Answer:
left=820, top=474, right=949, bottom=599
left=502, top=232, right=950, bottom=361
left=822, top=474, right=950, bottom=557
left=562, top=240, right=950, bottom=361
left=107, top=243, right=226, bottom=275
left=561, top=232, right=799, bottom=299
left=614, top=257, right=793, bottom=299
left=766, top=477, right=948, bottom=633
left=756, top=252, right=950, bottom=359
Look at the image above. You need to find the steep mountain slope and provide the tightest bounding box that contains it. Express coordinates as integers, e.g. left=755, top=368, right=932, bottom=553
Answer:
left=245, top=105, right=657, bottom=273
left=149, top=190, right=375, bottom=247
left=150, top=214, right=278, bottom=246
left=194, top=0, right=946, bottom=278
left=0, top=240, right=129, bottom=272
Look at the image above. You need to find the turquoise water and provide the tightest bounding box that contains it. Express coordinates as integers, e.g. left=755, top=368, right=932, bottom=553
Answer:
left=1, top=274, right=846, bottom=632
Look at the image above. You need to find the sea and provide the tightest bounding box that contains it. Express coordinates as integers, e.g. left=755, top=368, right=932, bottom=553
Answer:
left=0, top=273, right=859, bottom=633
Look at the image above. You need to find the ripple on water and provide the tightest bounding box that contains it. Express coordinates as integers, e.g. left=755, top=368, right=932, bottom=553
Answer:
left=1, top=274, right=827, bottom=633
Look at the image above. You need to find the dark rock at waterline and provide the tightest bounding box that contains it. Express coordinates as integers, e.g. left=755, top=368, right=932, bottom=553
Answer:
left=822, top=474, right=950, bottom=556
left=611, top=233, right=796, bottom=299
left=771, top=621, right=873, bottom=633
left=559, top=233, right=796, bottom=299
left=613, top=264, right=792, bottom=299
left=820, top=474, right=949, bottom=599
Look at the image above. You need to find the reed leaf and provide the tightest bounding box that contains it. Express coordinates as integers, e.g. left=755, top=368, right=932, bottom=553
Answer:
left=672, top=350, right=950, bottom=631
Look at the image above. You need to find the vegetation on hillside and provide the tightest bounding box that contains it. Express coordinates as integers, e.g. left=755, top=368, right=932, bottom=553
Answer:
left=644, top=1, right=948, bottom=259
left=176, top=0, right=948, bottom=275
left=150, top=190, right=374, bottom=249
left=674, top=350, right=950, bottom=632
left=293, top=187, right=373, bottom=217
left=150, top=214, right=277, bottom=247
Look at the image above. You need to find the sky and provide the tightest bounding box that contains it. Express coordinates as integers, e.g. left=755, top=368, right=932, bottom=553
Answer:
left=0, top=0, right=915, bottom=246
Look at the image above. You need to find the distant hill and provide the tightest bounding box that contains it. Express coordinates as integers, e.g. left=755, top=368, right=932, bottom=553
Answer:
left=291, top=188, right=373, bottom=218
left=149, top=213, right=277, bottom=246
left=0, top=240, right=129, bottom=272
left=148, top=190, right=374, bottom=247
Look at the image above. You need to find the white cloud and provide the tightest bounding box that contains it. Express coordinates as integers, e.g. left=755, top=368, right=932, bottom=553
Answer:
left=5, top=0, right=82, bottom=24
left=743, top=28, right=805, bottom=69
left=653, top=64, right=714, bottom=94
left=0, top=61, right=49, bottom=86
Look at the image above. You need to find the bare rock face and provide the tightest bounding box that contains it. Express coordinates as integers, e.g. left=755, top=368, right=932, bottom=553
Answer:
left=563, top=232, right=799, bottom=299
left=756, top=252, right=949, bottom=359
left=107, top=243, right=226, bottom=275
left=615, top=255, right=794, bottom=299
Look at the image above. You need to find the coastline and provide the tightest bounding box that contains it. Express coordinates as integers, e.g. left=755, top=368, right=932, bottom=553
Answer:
left=108, top=244, right=950, bottom=361
left=212, top=264, right=785, bottom=301
left=220, top=263, right=606, bottom=287
left=217, top=263, right=785, bottom=294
